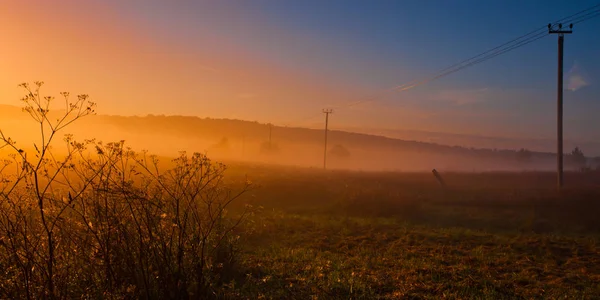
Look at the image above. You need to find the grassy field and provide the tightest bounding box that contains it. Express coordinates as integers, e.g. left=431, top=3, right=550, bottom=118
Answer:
left=4, top=84, right=600, bottom=299
left=220, top=165, right=600, bottom=299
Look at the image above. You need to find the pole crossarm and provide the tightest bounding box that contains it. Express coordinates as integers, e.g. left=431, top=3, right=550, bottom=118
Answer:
left=548, top=23, right=573, bottom=34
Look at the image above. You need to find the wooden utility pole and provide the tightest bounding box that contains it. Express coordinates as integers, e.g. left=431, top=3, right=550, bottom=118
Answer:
left=322, top=109, right=333, bottom=169
left=241, top=135, right=246, bottom=159
left=549, top=23, right=572, bottom=189
left=268, top=123, right=272, bottom=149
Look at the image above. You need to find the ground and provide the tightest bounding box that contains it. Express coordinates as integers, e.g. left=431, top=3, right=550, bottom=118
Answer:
left=221, top=165, right=600, bottom=299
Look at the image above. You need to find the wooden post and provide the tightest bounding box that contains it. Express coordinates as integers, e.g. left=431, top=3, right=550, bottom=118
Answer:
left=432, top=169, right=446, bottom=189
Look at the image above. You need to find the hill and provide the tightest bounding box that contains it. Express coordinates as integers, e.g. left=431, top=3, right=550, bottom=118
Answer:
left=0, top=104, right=596, bottom=171
left=89, top=114, right=594, bottom=171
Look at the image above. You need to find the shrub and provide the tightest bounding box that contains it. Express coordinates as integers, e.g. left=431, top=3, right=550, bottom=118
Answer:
left=569, top=146, right=587, bottom=170
left=329, top=144, right=350, bottom=158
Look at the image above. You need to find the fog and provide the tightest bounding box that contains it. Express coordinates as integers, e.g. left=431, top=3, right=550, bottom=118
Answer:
left=0, top=107, right=581, bottom=173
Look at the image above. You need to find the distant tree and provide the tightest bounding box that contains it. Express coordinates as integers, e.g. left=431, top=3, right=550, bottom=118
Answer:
left=329, top=144, right=350, bottom=158
left=594, top=157, right=600, bottom=171
left=570, top=146, right=587, bottom=169
left=516, top=148, right=532, bottom=163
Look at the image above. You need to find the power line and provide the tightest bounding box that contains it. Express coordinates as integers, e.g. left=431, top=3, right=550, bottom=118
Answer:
left=336, top=32, right=549, bottom=110
left=282, top=27, right=546, bottom=124
left=387, top=4, right=600, bottom=89
left=373, top=6, right=600, bottom=98
left=280, top=4, right=600, bottom=127
left=564, top=6, right=600, bottom=24
left=402, top=32, right=549, bottom=91
left=282, top=112, right=322, bottom=128
left=416, top=3, right=600, bottom=84
left=570, top=10, right=600, bottom=25
left=330, top=4, right=600, bottom=111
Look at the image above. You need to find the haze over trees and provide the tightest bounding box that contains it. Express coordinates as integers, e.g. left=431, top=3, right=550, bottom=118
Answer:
left=516, top=148, right=533, bottom=163
left=0, top=104, right=592, bottom=172
left=2, top=0, right=600, bottom=297
left=569, top=146, right=587, bottom=169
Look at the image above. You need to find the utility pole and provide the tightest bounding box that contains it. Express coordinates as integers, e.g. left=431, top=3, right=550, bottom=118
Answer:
left=242, top=135, right=246, bottom=159
left=268, top=123, right=272, bottom=149
left=549, top=23, right=572, bottom=189
left=322, top=109, right=333, bottom=169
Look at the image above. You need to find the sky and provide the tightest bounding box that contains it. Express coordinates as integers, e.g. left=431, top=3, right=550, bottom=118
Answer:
left=1, top=0, right=599, bottom=144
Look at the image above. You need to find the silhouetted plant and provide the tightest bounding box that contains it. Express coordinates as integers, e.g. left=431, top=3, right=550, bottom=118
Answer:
left=0, top=81, right=95, bottom=299
left=0, top=82, right=251, bottom=299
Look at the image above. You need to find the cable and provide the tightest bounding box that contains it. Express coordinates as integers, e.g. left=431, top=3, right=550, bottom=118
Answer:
left=342, top=6, right=600, bottom=110
left=281, top=31, right=543, bottom=125
left=343, top=32, right=550, bottom=108
left=338, top=4, right=600, bottom=109
left=279, top=3, right=600, bottom=127
left=570, top=10, right=600, bottom=25
left=426, top=6, right=600, bottom=87
left=282, top=113, right=322, bottom=127
left=554, top=4, right=600, bottom=23
left=406, top=32, right=549, bottom=90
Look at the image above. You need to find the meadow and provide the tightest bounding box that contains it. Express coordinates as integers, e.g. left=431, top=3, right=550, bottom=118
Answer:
left=1, top=83, right=599, bottom=299
left=221, top=165, right=600, bottom=299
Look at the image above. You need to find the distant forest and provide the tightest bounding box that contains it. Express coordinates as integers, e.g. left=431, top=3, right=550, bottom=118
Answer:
left=0, top=104, right=597, bottom=171
left=98, top=113, right=598, bottom=170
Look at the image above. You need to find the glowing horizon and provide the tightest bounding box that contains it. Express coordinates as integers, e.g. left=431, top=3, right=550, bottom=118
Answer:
left=1, top=0, right=599, bottom=141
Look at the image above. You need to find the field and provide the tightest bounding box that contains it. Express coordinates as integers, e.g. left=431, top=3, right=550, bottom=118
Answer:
left=2, top=82, right=599, bottom=298
left=221, top=165, right=600, bottom=299
left=2, top=103, right=600, bottom=299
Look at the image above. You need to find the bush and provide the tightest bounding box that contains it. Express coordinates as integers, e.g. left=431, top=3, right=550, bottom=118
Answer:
left=329, top=144, right=350, bottom=158
left=569, top=146, right=587, bottom=170
left=0, top=82, right=251, bottom=298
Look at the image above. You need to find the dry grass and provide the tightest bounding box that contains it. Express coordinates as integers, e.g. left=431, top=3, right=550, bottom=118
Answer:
left=220, top=165, right=600, bottom=299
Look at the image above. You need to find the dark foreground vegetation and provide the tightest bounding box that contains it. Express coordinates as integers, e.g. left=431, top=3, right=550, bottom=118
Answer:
left=1, top=83, right=600, bottom=299
left=223, top=166, right=600, bottom=299
left=0, top=83, right=253, bottom=299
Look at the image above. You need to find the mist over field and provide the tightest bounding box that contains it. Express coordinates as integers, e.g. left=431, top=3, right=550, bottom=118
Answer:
left=1, top=103, right=596, bottom=173
left=2, top=1, right=600, bottom=299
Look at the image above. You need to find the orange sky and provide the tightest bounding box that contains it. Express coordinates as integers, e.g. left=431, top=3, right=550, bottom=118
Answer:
left=0, top=1, right=375, bottom=126
left=0, top=1, right=538, bottom=136
left=2, top=1, right=599, bottom=147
